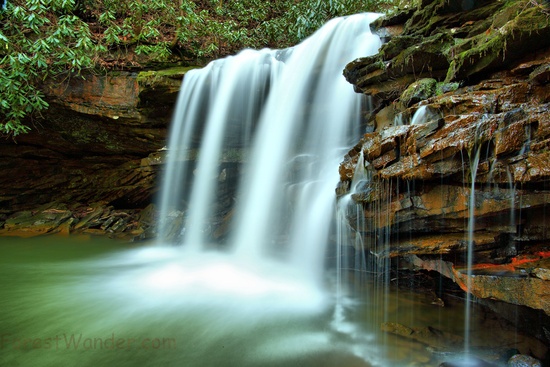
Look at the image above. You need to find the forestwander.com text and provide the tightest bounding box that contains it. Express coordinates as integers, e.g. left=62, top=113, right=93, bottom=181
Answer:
left=1, top=333, right=177, bottom=351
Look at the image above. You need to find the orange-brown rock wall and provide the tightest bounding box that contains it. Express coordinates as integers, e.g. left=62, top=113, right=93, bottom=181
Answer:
left=341, top=0, right=550, bottom=322
left=0, top=68, right=190, bottom=240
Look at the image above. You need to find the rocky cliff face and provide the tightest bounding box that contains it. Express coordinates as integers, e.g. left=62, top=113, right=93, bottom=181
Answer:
left=1, top=0, right=548, bottom=347
left=341, top=0, right=550, bottom=342
left=0, top=68, right=190, bottom=240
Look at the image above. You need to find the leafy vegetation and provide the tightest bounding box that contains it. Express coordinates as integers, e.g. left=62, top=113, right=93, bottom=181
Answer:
left=0, top=0, right=105, bottom=135
left=0, top=0, right=398, bottom=135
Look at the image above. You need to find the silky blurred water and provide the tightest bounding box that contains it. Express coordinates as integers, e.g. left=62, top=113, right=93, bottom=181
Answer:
left=0, top=236, right=544, bottom=367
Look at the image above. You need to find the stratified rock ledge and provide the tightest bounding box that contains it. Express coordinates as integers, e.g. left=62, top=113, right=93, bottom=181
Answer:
left=0, top=67, right=195, bottom=241
left=340, top=0, right=550, bottom=342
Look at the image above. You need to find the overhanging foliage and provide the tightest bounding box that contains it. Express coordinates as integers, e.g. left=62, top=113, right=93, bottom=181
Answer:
left=0, top=0, right=397, bottom=135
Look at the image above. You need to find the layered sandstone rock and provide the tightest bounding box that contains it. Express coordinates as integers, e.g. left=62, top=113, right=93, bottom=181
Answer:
left=0, top=67, right=191, bottom=240
left=340, top=0, right=550, bottom=333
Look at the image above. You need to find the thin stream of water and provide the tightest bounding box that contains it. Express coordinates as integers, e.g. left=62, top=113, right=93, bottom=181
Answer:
left=465, top=141, right=482, bottom=360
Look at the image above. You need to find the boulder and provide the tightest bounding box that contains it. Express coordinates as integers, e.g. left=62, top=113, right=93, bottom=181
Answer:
left=508, top=354, right=542, bottom=367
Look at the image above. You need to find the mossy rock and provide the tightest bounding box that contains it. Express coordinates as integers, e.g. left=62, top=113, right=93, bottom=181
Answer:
left=435, top=81, right=460, bottom=95
left=137, top=66, right=197, bottom=86
left=390, top=32, right=453, bottom=77
left=400, top=78, right=437, bottom=106
left=344, top=55, right=385, bottom=76
left=530, top=63, right=550, bottom=85
left=405, top=0, right=501, bottom=37
left=370, top=6, right=417, bottom=32
left=445, top=5, right=550, bottom=82
left=379, top=35, right=423, bottom=59
left=137, top=66, right=198, bottom=109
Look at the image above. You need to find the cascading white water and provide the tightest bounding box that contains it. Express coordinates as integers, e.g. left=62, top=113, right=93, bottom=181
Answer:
left=158, top=50, right=281, bottom=249
left=158, top=13, right=382, bottom=289
left=1, top=13, right=542, bottom=367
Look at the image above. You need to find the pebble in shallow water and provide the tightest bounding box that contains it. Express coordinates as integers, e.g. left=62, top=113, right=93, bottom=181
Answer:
left=507, top=354, right=542, bottom=367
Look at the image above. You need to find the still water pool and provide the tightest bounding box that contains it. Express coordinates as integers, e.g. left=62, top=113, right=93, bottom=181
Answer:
left=0, top=236, right=544, bottom=367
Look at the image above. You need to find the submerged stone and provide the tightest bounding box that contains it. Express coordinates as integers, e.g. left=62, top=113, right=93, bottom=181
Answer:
left=508, top=354, right=542, bottom=367
left=439, top=358, right=498, bottom=367
left=382, top=322, right=463, bottom=349
left=400, top=78, right=437, bottom=107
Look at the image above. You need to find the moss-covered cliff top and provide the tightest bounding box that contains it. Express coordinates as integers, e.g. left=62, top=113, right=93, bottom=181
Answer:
left=344, top=0, right=550, bottom=101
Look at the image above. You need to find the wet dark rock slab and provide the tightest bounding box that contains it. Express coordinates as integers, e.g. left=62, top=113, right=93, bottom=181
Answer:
left=0, top=202, right=159, bottom=242
left=381, top=322, right=463, bottom=349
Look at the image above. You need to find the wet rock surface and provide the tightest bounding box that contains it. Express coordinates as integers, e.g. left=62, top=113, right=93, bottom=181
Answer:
left=0, top=67, right=193, bottom=241
left=378, top=297, right=547, bottom=366
left=341, top=0, right=550, bottom=342
left=0, top=202, right=158, bottom=241
left=344, top=0, right=550, bottom=108
left=382, top=322, right=464, bottom=349
left=508, top=354, right=543, bottom=367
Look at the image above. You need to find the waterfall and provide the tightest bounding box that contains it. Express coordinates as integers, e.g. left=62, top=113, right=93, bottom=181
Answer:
left=158, top=13, right=382, bottom=289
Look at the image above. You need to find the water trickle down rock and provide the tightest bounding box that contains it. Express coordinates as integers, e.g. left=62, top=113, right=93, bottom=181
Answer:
left=340, top=0, right=550, bottom=344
